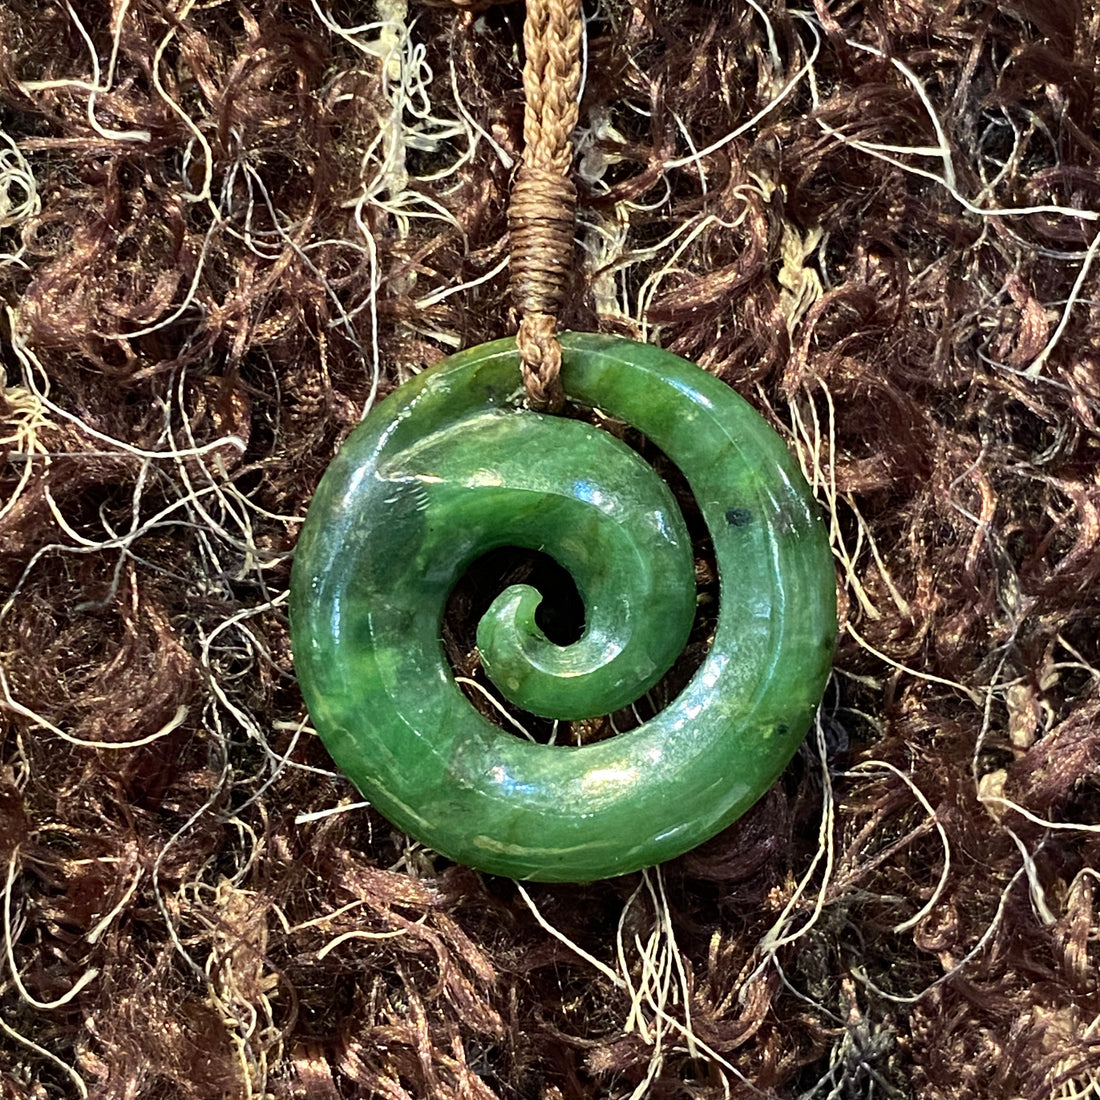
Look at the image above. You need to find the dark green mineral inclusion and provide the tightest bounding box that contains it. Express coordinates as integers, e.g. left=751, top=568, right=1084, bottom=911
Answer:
left=289, top=333, right=837, bottom=881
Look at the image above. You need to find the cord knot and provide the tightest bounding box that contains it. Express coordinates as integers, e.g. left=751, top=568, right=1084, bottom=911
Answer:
left=506, top=0, right=582, bottom=412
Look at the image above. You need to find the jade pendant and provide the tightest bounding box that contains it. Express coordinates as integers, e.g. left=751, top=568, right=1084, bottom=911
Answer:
left=289, top=333, right=836, bottom=881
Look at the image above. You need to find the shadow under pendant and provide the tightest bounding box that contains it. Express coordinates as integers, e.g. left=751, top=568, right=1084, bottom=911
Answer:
left=289, top=333, right=836, bottom=882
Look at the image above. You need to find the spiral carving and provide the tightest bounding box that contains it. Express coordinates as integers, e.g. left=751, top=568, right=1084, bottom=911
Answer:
left=290, top=334, right=836, bottom=881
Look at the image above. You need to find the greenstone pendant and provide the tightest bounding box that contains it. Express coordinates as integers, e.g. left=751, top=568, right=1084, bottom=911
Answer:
left=289, top=333, right=836, bottom=881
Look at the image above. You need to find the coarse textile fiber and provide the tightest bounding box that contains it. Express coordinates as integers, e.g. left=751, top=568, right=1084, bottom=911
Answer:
left=0, top=0, right=1099, bottom=1097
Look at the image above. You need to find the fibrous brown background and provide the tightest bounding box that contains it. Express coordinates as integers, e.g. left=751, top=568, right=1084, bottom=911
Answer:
left=1, top=0, right=1099, bottom=1097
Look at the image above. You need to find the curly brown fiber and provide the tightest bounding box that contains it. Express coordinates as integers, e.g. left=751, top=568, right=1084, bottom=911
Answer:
left=1, top=0, right=1100, bottom=1098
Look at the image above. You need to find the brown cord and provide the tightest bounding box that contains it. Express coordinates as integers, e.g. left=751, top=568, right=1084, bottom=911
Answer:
left=508, top=0, right=583, bottom=412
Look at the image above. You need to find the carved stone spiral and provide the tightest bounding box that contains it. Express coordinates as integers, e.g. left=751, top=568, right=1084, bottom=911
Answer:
left=290, top=334, right=836, bottom=881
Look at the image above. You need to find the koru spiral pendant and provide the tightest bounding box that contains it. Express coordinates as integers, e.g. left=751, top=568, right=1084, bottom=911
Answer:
left=289, top=333, right=836, bottom=881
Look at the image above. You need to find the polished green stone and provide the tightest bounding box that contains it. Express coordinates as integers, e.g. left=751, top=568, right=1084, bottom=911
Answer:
left=289, top=333, right=836, bottom=881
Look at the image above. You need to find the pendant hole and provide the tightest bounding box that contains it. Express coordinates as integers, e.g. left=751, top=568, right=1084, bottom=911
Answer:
left=532, top=559, right=586, bottom=646
left=445, top=547, right=585, bottom=653
left=444, top=547, right=588, bottom=745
